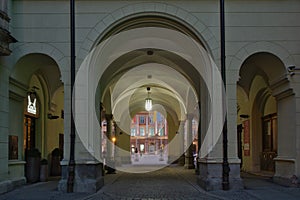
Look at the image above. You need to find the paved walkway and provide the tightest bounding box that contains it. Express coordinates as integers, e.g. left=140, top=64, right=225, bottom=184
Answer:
left=1, top=165, right=300, bottom=200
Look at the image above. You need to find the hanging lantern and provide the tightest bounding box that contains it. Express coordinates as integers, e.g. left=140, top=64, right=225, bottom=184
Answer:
left=145, top=87, right=152, bottom=111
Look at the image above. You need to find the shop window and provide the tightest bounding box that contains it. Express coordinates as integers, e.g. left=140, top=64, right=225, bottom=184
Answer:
left=140, top=144, right=145, bottom=152
left=9, top=135, right=18, bottom=160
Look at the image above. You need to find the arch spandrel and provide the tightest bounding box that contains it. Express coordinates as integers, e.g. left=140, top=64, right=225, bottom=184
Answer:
left=78, top=2, right=219, bottom=63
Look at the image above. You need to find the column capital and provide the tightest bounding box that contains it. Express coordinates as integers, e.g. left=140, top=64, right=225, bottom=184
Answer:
left=186, top=113, right=194, bottom=121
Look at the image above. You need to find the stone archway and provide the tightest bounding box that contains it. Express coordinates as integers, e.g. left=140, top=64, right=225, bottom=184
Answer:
left=77, top=2, right=219, bottom=63
left=9, top=53, right=63, bottom=183
left=238, top=52, right=296, bottom=182
left=58, top=19, right=239, bottom=191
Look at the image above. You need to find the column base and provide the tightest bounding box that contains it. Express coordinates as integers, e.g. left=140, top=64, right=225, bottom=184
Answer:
left=273, top=157, right=298, bottom=187
left=58, top=161, right=104, bottom=193
left=0, top=177, right=26, bottom=195
left=184, top=156, right=194, bottom=169
left=178, top=154, right=185, bottom=166
left=273, top=176, right=299, bottom=187
left=167, top=155, right=178, bottom=164
left=197, top=160, right=243, bottom=191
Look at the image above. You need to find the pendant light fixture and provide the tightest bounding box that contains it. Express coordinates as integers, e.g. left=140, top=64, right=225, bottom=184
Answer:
left=145, top=87, right=152, bottom=111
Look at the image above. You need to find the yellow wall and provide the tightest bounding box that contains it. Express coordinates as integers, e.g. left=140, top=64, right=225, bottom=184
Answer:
left=46, top=86, right=64, bottom=160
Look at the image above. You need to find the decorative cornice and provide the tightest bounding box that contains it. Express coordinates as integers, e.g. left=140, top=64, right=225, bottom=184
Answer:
left=274, top=88, right=294, bottom=101
left=9, top=78, right=28, bottom=101
left=270, top=77, right=294, bottom=100
left=9, top=77, right=28, bottom=92
left=273, top=157, right=295, bottom=163
left=9, top=90, right=25, bottom=101
left=270, top=77, right=289, bottom=91
left=0, top=23, right=17, bottom=56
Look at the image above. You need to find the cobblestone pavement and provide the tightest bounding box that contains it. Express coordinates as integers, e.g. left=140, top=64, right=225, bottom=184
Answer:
left=1, top=165, right=300, bottom=200
left=86, top=166, right=220, bottom=200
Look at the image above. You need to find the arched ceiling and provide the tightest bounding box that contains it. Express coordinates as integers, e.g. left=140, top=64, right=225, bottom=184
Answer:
left=90, top=21, right=212, bottom=126
left=238, top=52, right=286, bottom=96
left=100, top=49, right=201, bottom=122
left=96, top=16, right=209, bottom=123
left=98, top=15, right=206, bottom=51
left=11, top=53, right=63, bottom=99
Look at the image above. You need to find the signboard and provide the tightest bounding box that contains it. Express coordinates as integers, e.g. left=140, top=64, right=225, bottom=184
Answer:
left=25, top=93, right=39, bottom=117
left=243, top=120, right=250, bottom=156
left=27, top=94, right=37, bottom=115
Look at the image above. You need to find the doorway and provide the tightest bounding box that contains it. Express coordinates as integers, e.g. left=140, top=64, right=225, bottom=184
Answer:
left=237, top=124, right=243, bottom=168
left=23, top=116, right=36, bottom=160
left=23, top=115, right=39, bottom=182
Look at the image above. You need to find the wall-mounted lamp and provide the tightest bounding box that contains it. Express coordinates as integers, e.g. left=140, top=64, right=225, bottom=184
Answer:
left=48, top=113, right=59, bottom=119
left=145, top=87, right=152, bottom=111
left=287, top=65, right=300, bottom=76
left=288, top=65, right=296, bottom=76
left=239, top=114, right=249, bottom=119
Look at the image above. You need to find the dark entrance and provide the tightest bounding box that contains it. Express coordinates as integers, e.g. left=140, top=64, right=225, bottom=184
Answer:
left=261, top=113, right=277, bottom=172
left=237, top=124, right=243, bottom=168
left=24, top=116, right=36, bottom=157
left=24, top=116, right=40, bottom=182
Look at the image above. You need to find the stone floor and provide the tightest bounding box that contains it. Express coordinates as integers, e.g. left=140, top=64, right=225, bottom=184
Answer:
left=0, top=165, right=300, bottom=200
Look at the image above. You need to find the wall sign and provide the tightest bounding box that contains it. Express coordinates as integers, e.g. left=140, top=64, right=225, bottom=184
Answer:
left=243, top=120, right=250, bottom=156
left=27, top=94, right=37, bottom=115
left=25, top=92, right=39, bottom=117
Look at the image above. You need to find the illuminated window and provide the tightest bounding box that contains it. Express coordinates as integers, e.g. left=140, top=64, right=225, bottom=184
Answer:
left=131, top=128, right=136, bottom=136
left=149, top=128, right=155, bottom=136
left=149, top=116, right=154, bottom=124
left=140, top=144, right=145, bottom=152
left=140, top=127, right=145, bottom=136
left=159, top=128, right=165, bottom=136
left=139, top=116, right=145, bottom=124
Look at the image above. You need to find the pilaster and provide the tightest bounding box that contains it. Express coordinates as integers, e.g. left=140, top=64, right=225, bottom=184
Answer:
left=105, top=114, right=116, bottom=173
left=271, top=78, right=297, bottom=185
left=178, top=121, right=185, bottom=166
left=184, top=114, right=194, bottom=169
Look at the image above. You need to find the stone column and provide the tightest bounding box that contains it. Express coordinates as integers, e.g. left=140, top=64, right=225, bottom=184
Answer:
left=105, top=114, right=116, bottom=173
left=0, top=66, right=9, bottom=186
left=167, top=118, right=180, bottom=164
left=58, top=83, right=104, bottom=193
left=178, top=121, right=185, bottom=166
left=270, top=79, right=298, bottom=186
left=114, top=122, right=131, bottom=166
left=185, top=114, right=194, bottom=169
left=197, top=84, right=242, bottom=191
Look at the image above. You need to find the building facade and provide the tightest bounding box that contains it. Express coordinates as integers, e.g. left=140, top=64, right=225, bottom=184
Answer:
left=0, top=0, right=299, bottom=193
left=130, top=111, right=168, bottom=155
